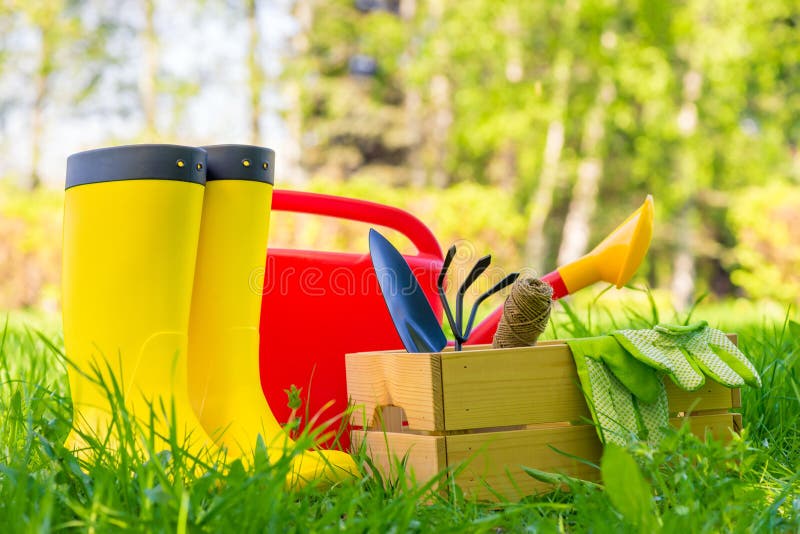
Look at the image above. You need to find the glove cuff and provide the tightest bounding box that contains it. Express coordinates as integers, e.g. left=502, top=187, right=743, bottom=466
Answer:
left=654, top=320, right=708, bottom=335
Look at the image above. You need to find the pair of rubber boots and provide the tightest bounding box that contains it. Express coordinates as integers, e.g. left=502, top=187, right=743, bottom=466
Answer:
left=62, top=144, right=356, bottom=485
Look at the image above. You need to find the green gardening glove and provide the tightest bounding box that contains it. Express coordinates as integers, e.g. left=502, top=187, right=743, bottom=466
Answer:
left=613, top=321, right=762, bottom=391
left=566, top=336, right=669, bottom=447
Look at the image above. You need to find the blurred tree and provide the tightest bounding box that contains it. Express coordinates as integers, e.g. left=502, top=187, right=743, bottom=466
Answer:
left=246, top=0, right=264, bottom=143
left=284, top=0, right=800, bottom=301
left=284, top=0, right=413, bottom=182
left=398, top=0, right=425, bottom=186
left=727, top=183, right=800, bottom=303
left=3, top=0, right=800, bottom=310
left=556, top=0, right=622, bottom=266
left=557, top=76, right=614, bottom=266
left=140, top=0, right=157, bottom=138
left=5, top=0, right=110, bottom=189
left=625, top=0, right=800, bottom=307
left=523, top=0, right=578, bottom=272
left=639, top=0, right=707, bottom=310
left=135, top=0, right=202, bottom=141
left=0, top=5, right=14, bottom=137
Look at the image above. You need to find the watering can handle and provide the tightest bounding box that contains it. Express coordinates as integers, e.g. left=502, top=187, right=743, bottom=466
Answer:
left=271, top=189, right=443, bottom=259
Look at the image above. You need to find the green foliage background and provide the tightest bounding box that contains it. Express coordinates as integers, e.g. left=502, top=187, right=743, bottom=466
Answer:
left=1, top=3, right=798, bottom=527
left=1, top=0, right=800, bottom=311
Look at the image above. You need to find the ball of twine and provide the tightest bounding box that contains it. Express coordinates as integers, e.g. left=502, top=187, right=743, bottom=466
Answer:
left=492, top=276, right=553, bottom=349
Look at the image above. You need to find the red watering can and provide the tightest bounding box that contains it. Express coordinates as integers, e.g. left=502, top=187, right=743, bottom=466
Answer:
left=259, top=190, right=443, bottom=447
left=260, top=191, right=653, bottom=449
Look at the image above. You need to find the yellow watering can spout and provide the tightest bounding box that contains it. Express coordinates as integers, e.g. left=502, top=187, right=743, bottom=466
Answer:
left=558, top=194, right=654, bottom=294
left=467, top=195, right=654, bottom=345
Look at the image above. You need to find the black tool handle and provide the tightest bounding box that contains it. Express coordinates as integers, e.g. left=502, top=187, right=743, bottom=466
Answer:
left=437, top=245, right=459, bottom=343
left=455, top=254, right=492, bottom=350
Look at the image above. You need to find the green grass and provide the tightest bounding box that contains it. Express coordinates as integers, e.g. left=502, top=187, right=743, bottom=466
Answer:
left=0, top=298, right=798, bottom=532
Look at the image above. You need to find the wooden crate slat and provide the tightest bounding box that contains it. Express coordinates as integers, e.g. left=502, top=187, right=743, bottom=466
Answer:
left=730, top=387, right=742, bottom=409
left=346, top=352, right=444, bottom=431
left=439, top=345, right=591, bottom=430
left=357, top=413, right=738, bottom=501
left=665, top=380, right=735, bottom=413
left=669, top=413, right=739, bottom=441
left=435, top=341, right=565, bottom=352
left=438, top=342, right=739, bottom=431
left=446, top=424, right=602, bottom=500
left=449, top=413, right=736, bottom=500
left=351, top=430, right=447, bottom=485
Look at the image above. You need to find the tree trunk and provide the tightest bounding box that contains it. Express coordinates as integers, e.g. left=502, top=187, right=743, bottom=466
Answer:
left=284, top=0, right=313, bottom=184
left=400, top=0, right=424, bottom=187
left=429, top=73, right=452, bottom=188
left=140, top=0, right=158, bottom=139
left=28, top=17, right=58, bottom=190
left=523, top=0, right=582, bottom=270
left=405, top=87, right=426, bottom=187
left=488, top=141, right=518, bottom=190
left=422, top=0, right=450, bottom=188
left=671, top=69, right=703, bottom=310
left=29, top=45, right=47, bottom=190
left=671, top=204, right=696, bottom=309
left=557, top=79, right=615, bottom=265
left=524, top=50, right=572, bottom=271
left=246, top=0, right=262, bottom=145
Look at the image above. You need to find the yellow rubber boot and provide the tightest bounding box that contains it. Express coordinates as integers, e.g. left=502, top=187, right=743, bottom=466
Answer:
left=188, top=145, right=357, bottom=486
left=62, top=145, right=215, bottom=457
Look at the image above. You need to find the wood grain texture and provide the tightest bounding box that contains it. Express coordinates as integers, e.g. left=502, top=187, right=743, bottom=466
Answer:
left=439, top=345, right=591, bottom=430
left=437, top=337, right=740, bottom=430
left=665, top=380, right=734, bottom=414
left=357, top=414, right=738, bottom=501
left=352, top=430, right=447, bottom=485
left=445, top=424, right=602, bottom=500
left=346, top=351, right=444, bottom=431
left=670, top=413, right=738, bottom=441
left=377, top=406, right=405, bottom=433
left=446, top=414, right=737, bottom=500
left=730, top=387, right=742, bottom=409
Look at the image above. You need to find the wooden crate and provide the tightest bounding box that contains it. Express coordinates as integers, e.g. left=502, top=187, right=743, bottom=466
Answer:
left=346, top=338, right=742, bottom=501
